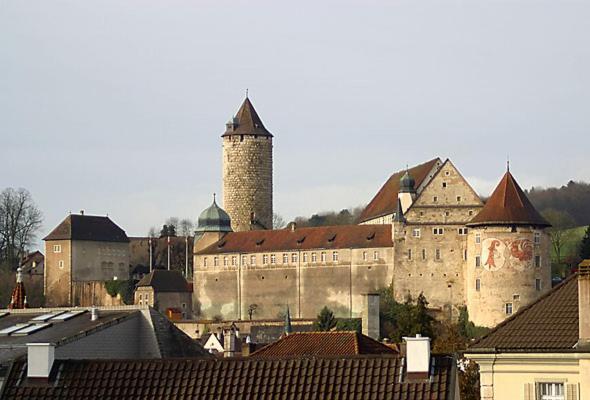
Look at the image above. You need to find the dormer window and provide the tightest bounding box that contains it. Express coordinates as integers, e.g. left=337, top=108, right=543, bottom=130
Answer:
left=256, top=239, right=265, bottom=246
left=366, top=232, right=376, bottom=241
left=328, top=234, right=337, bottom=243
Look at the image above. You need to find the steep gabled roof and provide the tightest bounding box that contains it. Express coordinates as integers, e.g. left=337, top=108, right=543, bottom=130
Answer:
left=137, top=270, right=191, bottom=293
left=196, top=224, right=392, bottom=255
left=43, top=214, right=129, bottom=242
left=249, top=331, right=399, bottom=359
left=359, top=158, right=441, bottom=223
left=468, top=274, right=580, bottom=352
left=467, top=171, right=550, bottom=227
left=221, top=97, right=273, bottom=137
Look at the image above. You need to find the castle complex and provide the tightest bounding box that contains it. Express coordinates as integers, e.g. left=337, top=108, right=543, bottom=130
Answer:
left=191, top=97, right=552, bottom=328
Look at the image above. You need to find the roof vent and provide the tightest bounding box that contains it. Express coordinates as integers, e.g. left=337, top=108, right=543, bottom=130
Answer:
left=366, top=232, right=376, bottom=241
left=328, top=234, right=337, bottom=243
left=256, top=239, right=265, bottom=246
left=297, top=236, right=306, bottom=244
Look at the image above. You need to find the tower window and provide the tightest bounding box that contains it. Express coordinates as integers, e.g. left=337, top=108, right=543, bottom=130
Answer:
left=475, top=234, right=481, bottom=244
left=475, top=279, right=481, bottom=291
left=536, top=278, right=542, bottom=291
left=475, top=256, right=481, bottom=267
left=53, top=245, right=62, bottom=253
left=505, top=303, right=513, bottom=316
left=534, top=232, right=541, bottom=244
left=408, top=249, right=412, bottom=260
left=421, top=249, right=426, bottom=260
left=534, top=255, right=541, bottom=268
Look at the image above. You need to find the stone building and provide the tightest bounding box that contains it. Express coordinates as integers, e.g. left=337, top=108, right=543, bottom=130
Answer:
left=222, top=97, right=273, bottom=232
left=44, top=213, right=130, bottom=307
left=135, top=269, right=192, bottom=319
left=193, top=99, right=551, bottom=328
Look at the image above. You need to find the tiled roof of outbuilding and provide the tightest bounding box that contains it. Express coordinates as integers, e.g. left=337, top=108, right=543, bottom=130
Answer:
left=468, top=274, right=581, bottom=352
left=136, top=270, right=191, bottom=293
left=249, top=331, right=399, bottom=358
left=467, top=171, right=550, bottom=227
left=196, top=224, right=392, bottom=255
left=358, top=158, right=441, bottom=223
left=1, top=355, right=457, bottom=400
left=43, top=214, right=129, bottom=242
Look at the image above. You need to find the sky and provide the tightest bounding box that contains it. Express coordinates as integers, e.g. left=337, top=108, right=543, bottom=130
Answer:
left=1, top=0, right=589, bottom=249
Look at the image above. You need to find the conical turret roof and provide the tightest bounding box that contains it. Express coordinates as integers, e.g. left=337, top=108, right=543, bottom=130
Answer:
left=222, top=97, right=273, bottom=137
left=468, top=171, right=550, bottom=227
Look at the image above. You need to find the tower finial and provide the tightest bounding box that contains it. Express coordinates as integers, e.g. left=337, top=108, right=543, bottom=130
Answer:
left=245, top=88, right=248, bottom=98
left=507, top=155, right=510, bottom=172
left=213, top=193, right=216, bottom=203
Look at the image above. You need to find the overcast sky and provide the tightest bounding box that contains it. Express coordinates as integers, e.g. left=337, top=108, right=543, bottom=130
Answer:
left=1, top=0, right=589, bottom=247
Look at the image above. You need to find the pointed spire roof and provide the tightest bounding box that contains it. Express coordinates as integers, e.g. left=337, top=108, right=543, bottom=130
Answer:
left=8, top=268, right=26, bottom=309
left=284, top=306, right=293, bottom=335
left=392, top=198, right=406, bottom=223
left=222, top=97, right=273, bottom=138
left=468, top=171, right=550, bottom=227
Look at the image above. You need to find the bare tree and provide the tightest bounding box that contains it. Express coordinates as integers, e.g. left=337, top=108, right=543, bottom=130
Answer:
left=147, top=226, right=158, bottom=238
left=0, top=188, right=43, bottom=270
left=165, top=217, right=180, bottom=232
left=178, top=219, right=194, bottom=236
left=542, top=209, right=576, bottom=274
left=272, top=213, right=286, bottom=229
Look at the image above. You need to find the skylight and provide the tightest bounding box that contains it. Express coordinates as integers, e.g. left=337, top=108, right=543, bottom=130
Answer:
left=31, top=311, right=67, bottom=322
left=51, top=310, right=86, bottom=321
left=12, top=323, right=52, bottom=336
left=0, top=312, right=9, bottom=320
left=0, top=324, right=31, bottom=336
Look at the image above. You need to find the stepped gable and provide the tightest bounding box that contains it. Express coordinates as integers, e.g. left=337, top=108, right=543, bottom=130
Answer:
left=468, top=275, right=579, bottom=352
left=43, top=214, right=129, bottom=242
left=137, top=270, right=191, bottom=293
left=249, top=331, right=399, bottom=359
left=221, top=97, right=273, bottom=137
left=196, top=224, right=392, bottom=255
left=359, top=158, right=440, bottom=223
left=467, top=171, right=550, bottom=227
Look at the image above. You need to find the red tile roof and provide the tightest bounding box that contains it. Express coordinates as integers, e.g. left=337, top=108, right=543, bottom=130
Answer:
left=43, top=214, right=129, bottom=242
left=358, top=158, right=441, bottom=223
left=467, top=171, right=550, bottom=227
left=2, top=355, right=457, bottom=400
left=468, top=274, right=581, bottom=352
left=196, top=224, right=392, bottom=255
left=222, top=97, right=273, bottom=137
left=249, top=331, right=399, bottom=358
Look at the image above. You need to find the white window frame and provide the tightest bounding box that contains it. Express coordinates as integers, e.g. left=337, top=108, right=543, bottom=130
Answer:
left=223, top=257, right=228, bottom=267
left=412, top=228, right=421, bottom=238
left=303, top=253, right=308, bottom=263
left=311, top=253, right=317, bottom=263
left=373, top=251, right=379, bottom=261
left=58, top=260, right=64, bottom=269
left=458, top=228, right=468, bottom=235
left=231, top=256, right=237, bottom=266
left=283, top=253, right=288, bottom=264
left=270, top=254, right=276, bottom=264
left=475, top=234, right=481, bottom=244
left=250, top=255, right=256, bottom=266
left=291, top=253, right=298, bottom=263
left=534, top=232, right=541, bottom=245
left=538, top=382, right=565, bottom=400
left=213, top=257, right=219, bottom=267
left=505, top=303, right=513, bottom=315
left=433, top=227, right=444, bottom=235
left=263, top=254, right=269, bottom=265
left=53, top=244, right=62, bottom=253
left=332, top=251, right=338, bottom=262
left=320, top=252, right=326, bottom=262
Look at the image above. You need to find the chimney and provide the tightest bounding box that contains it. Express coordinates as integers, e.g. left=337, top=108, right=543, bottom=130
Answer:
left=403, top=334, right=431, bottom=380
left=90, top=306, right=99, bottom=321
left=578, top=260, right=590, bottom=348
left=223, top=327, right=238, bottom=358
left=362, top=293, right=380, bottom=340
left=80, top=210, right=84, bottom=215
left=27, top=343, right=55, bottom=379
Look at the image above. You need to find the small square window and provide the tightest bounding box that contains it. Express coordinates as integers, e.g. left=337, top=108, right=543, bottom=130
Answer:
left=53, top=244, right=62, bottom=253
left=469, top=210, right=474, bottom=216
left=442, top=182, right=447, bottom=188
left=505, top=303, right=513, bottom=315
left=445, top=211, right=450, bottom=217
left=513, top=294, right=520, bottom=301
left=475, top=234, right=481, bottom=244
left=433, top=196, right=438, bottom=203
left=457, top=196, right=462, bottom=202
left=412, top=228, right=421, bottom=238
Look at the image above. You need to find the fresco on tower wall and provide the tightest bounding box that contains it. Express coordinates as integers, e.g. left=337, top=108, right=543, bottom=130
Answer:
left=481, top=238, right=533, bottom=272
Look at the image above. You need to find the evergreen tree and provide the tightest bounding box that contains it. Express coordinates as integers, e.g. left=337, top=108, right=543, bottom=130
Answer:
left=580, top=225, right=590, bottom=260
left=315, top=306, right=337, bottom=331
left=415, top=293, right=435, bottom=338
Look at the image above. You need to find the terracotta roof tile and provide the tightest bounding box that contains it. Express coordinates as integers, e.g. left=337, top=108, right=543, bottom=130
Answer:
left=249, top=331, right=399, bottom=359
left=359, top=158, right=441, bottom=223
left=43, top=214, right=129, bottom=242
left=2, top=355, right=456, bottom=400
left=137, top=270, right=190, bottom=292
left=468, top=274, right=580, bottom=352
left=467, top=171, right=550, bottom=227
left=196, top=224, right=392, bottom=255
left=221, top=98, right=273, bottom=137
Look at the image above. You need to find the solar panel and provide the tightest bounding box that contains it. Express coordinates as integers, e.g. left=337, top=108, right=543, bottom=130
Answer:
left=31, top=311, right=67, bottom=322
left=12, top=323, right=52, bottom=336
left=50, top=310, right=86, bottom=321
left=0, top=324, right=31, bottom=336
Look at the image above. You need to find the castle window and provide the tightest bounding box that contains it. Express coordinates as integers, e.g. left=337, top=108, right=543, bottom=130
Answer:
left=534, top=255, right=541, bottom=268
left=475, top=279, right=481, bottom=291
left=241, top=255, right=246, bottom=265
left=412, top=228, right=421, bottom=238
left=469, top=210, right=474, bottom=216
left=320, top=252, right=326, bottom=262
left=263, top=255, right=269, bottom=265
left=534, top=232, right=541, bottom=245
left=442, top=182, right=447, bottom=188
left=213, top=257, right=219, bottom=267
left=505, top=303, right=513, bottom=316
left=433, top=196, right=438, bottom=203
left=59, top=260, right=64, bottom=269
left=445, top=170, right=450, bottom=176
left=421, top=249, right=426, bottom=260
left=433, top=228, right=444, bottom=235
left=231, top=256, right=237, bottom=266
left=311, top=253, right=317, bottom=263
left=408, top=249, right=412, bottom=260
left=303, top=253, right=308, bottom=262
left=445, top=211, right=450, bottom=217
left=332, top=251, right=338, bottom=262
left=182, top=303, right=186, bottom=309
left=475, top=256, right=481, bottom=267
left=250, top=255, right=256, bottom=266
left=513, top=294, right=520, bottom=301
left=475, top=234, right=481, bottom=244
left=457, top=196, right=462, bottom=202
left=435, top=249, right=441, bottom=260
left=270, top=254, right=276, bottom=264
left=362, top=251, right=367, bottom=261
left=283, top=253, right=288, bottom=263
left=373, top=251, right=379, bottom=261
left=291, top=253, right=298, bottom=263
left=223, top=257, right=228, bottom=266
left=536, top=278, right=542, bottom=291
left=458, top=228, right=468, bottom=235
left=419, top=211, right=424, bottom=217
left=463, top=249, right=468, bottom=260
left=53, top=245, right=62, bottom=253
left=139, top=294, right=143, bottom=301
left=203, top=258, right=208, bottom=267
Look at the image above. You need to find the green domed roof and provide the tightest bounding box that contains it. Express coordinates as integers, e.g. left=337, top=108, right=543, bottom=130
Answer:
left=196, top=196, right=232, bottom=233
left=399, top=171, right=416, bottom=193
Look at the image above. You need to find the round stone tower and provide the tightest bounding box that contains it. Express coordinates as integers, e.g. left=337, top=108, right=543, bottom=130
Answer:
left=465, top=170, right=551, bottom=327
left=222, top=97, right=273, bottom=232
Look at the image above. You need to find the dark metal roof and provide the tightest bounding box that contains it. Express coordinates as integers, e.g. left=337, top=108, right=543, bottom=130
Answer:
left=221, top=97, right=273, bottom=138
left=1, top=355, right=457, bottom=400
left=468, top=274, right=581, bottom=352
left=359, top=158, right=441, bottom=223
left=136, top=270, right=191, bottom=293
left=196, top=224, right=392, bottom=255
left=250, top=331, right=399, bottom=359
left=43, top=214, right=129, bottom=243
left=467, top=171, right=550, bottom=227
left=196, top=198, right=232, bottom=233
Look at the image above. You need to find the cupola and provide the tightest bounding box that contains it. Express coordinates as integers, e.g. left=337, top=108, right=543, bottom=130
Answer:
left=195, top=195, right=233, bottom=233
left=399, top=170, right=416, bottom=194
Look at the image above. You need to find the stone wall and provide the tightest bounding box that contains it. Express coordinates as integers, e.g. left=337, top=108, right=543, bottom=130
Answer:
left=72, top=281, right=125, bottom=307
left=72, top=241, right=129, bottom=281
left=44, top=239, right=72, bottom=307
left=222, top=135, right=272, bottom=231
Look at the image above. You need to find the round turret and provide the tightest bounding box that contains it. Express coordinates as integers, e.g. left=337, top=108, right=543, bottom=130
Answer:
left=196, top=197, right=232, bottom=233
left=399, top=171, right=416, bottom=193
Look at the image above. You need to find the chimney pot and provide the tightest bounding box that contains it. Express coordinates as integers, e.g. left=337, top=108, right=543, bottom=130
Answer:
left=27, top=343, right=55, bottom=378
left=578, top=261, right=590, bottom=348
left=362, top=293, right=380, bottom=340
left=403, top=335, right=431, bottom=380
left=90, top=306, right=99, bottom=321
